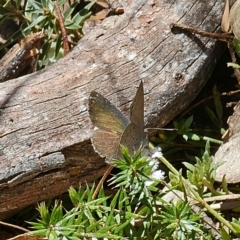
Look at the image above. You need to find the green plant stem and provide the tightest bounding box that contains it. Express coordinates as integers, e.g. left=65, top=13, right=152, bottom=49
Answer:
left=201, top=136, right=223, bottom=144
left=160, top=156, right=237, bottom=234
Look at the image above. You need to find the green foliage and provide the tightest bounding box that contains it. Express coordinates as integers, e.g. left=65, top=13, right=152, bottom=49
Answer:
left=0, top=0, right=95, bottom=67
left=205, top=85, right=225, bottom=134
left=174, top=115, right=194, bottom=141
left=27, top=146, right=240, bottom=239
left=227, top=62, right=240, bottom=69
left=154, top=114, right=222, bottom=160
left=233, top=38, right=240, bottom=58
left=29, top=148, right=165, bottom=239
left=158, top=200, right=203, bottom=239
left=161, top=147, right=240, bottom=238
left=227, top=38, right=240, bottom=70
left=182, top=141, right=224, bottom=197
left=152, top=84, right=228, bottom=162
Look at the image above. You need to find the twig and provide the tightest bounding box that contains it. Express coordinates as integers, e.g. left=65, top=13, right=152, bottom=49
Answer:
left=177, top=89, right=240, bottom=120
left=53, top=0, right=70, bottom=55
left=92, top=165, right=114, bottom=200
left=171, top=23, right=233, bottom=43
left=0, top=220, right=29, bottom=232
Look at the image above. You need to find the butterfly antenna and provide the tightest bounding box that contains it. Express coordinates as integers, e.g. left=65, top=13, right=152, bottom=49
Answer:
left=145, top=127, right=177, bottom=131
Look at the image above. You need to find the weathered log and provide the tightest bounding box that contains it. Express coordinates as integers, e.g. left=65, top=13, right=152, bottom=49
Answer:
left=0, top=0, right=226, bottom=218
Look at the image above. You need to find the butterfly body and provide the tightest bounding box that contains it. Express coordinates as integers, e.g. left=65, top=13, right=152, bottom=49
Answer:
left=89, top=82, right=147, bottom=163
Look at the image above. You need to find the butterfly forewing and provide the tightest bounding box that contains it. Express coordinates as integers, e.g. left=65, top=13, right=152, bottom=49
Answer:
left=89, top=91, right=130, bottom=160
left=89, top=91, right=130, bottom=133
left=129, top=81, right=144, bottom=133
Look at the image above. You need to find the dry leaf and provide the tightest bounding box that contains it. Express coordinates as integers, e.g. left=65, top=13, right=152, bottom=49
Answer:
left=214, top=102, right=240, bottom=183
left=88, top=9, right=110, bottom=21
left=221, top=0, right=231, bottom=33
left=230, top=0, right=240, bottom=39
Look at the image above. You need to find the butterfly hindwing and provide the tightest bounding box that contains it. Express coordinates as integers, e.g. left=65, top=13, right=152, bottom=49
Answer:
left=118, top=122, right=143, bottom=157
left=92, top=129, right=121, bottom=160
left=119, top=82, right=148, bottom=157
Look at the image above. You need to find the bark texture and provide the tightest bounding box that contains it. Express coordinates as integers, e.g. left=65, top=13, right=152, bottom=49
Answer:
left=0, top=0, right=226, bottom=218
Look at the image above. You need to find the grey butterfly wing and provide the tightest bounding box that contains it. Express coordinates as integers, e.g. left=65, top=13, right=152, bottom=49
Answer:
left=129, top=81, right=147, bottom=147
left=130, top=81, right=144, bottom=132
left=92, top=129, right=122, bottom=161
left=118, top=123, right=144, bottom=157
left=118, top=82, right=148, bottom=157
left=89, top=91, right=130, bottom=160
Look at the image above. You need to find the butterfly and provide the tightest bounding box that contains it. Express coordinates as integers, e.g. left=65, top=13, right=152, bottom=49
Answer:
left=89, top=81, right=147, bottom=162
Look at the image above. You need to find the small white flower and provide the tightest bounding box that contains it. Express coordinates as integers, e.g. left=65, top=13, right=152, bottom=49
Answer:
left=148, top=158, right=159, bottom=172
left=145, top=169, right=165, bottom=187
left=141, top=146, right=162, bottom=159
left=151, top=170, right=165, bottom=180
left=142, top=147, right=165, bottom=186
left=152, top=148, right=163, bottom=159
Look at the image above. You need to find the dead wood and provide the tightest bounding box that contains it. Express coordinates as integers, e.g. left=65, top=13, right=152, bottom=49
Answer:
left=0, top=0, right=226, bottom=218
